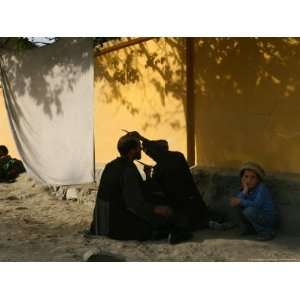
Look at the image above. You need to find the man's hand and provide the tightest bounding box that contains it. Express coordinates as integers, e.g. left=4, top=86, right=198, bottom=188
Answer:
left=153, top=205, right=173, bottom=217
left=143, top=165, right=152, bottom=179
left=229, top=196, right=241, bottom=207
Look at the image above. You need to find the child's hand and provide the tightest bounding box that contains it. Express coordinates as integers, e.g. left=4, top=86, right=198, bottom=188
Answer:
left=229, top=197, right=240, bottom=207
left=241, top=180, right=249, bottom=195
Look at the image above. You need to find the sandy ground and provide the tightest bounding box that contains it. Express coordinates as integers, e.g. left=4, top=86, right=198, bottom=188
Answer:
left=1, top=174, right=300, bottom=262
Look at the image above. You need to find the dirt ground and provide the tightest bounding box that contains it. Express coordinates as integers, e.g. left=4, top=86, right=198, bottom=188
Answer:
left=1, top=174, right=300, bottom=262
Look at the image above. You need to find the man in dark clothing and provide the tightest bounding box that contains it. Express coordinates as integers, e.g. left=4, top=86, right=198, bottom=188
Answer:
left=129, top=132, right=209, bottom=231
left=89, top=134, right=191, bottom=243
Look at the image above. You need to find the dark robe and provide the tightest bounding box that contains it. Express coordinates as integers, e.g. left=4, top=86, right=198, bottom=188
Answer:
left=90, top=156, right=163, bottom=241
left=143, top=140, right=209, bottom=230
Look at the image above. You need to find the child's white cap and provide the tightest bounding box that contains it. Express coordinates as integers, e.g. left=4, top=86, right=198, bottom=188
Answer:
left=240, top=162, right=265, bottom=180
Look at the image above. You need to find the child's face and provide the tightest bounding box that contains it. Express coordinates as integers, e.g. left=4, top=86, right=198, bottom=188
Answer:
left=241, top=169, right=260, bottom=190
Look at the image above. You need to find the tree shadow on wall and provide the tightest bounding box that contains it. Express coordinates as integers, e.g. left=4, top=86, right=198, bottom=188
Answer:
left=194, top=37, right=300, bottom=106
left=94, top=37, right=188, bottom=133
left=0, top=37, right=92, bottom=121
left=193, top=37, right=300, bottom=167
left=95, top=37, right=300, bottom=152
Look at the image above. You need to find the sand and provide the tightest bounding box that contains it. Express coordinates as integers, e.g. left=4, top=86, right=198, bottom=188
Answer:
left=0, top=173, right=300, bottom=262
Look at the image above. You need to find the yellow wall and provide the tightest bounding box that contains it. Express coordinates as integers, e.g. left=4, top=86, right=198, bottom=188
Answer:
left=94, top=38, right=187, bottom=164
left=3, top=37, right=300, bottom=175
left=194, top=37, right=300, bottom=174
left=0, top=90, right=19, bottom=158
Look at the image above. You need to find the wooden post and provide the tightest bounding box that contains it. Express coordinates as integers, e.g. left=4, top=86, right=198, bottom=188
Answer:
left=94, top=37, right=155, bottom=57
left=186, top=37, right=195, bottom=166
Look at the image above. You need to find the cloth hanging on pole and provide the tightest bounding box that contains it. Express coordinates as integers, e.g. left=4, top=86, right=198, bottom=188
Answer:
left=0, top=38, right=95, bottom=185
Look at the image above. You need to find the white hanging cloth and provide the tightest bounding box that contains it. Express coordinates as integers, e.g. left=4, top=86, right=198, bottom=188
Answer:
left=0, top=38, right=94, bottom=185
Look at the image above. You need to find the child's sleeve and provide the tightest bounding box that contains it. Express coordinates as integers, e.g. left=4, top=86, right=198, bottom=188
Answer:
left=238, top=184, right=269, bottom=209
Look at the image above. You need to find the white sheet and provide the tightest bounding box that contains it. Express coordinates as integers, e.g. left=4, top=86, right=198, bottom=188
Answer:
left=0, top=38, right=94, bottom=185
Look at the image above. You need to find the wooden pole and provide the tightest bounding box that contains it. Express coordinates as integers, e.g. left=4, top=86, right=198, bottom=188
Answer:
left=186, top=37, right=195, bottom=166
left=94, top=37, right=155, bottom=57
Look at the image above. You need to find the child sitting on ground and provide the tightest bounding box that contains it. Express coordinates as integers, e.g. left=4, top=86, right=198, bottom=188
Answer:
left=229, top=162, right=279, bottom=241
left=0, top=145, right=26, bottom=182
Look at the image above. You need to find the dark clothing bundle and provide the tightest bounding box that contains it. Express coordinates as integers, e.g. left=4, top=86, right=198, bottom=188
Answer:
left=143, top=140, right=209, bottom=230
left=90, top=157, right=167, bottom=241
left=0, top=155, right=26, bottom=182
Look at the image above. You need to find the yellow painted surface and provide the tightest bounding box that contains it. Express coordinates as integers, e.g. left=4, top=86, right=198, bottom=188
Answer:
left=3, top=37, right=300, bottom=175
left=0, top=90, right=19, bottom=158
left=194, top=37, right=300, bottom=174
left=94, top=38, right=187, bottom=164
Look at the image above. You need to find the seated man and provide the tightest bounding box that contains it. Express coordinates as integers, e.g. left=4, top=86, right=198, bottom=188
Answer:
left=89, top=134, right=192, bottom=244
left=229, top=162, right=279, bottom=241
left=0, top=145, right=26, bottom=182
left=128, top=131, right=209, bottom=232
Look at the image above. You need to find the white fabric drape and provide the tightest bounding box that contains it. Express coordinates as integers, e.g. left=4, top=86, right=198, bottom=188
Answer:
left=0, top=38, right=94, bottom=185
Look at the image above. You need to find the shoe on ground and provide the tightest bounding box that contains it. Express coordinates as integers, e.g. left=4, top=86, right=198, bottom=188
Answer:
left=209, top=220, right=236, bottom=231
left=209, top=220, right=224, bottom=230
left=151, top=230, right=169, bottom=241
left=256, top=232, right=275, bottom=241
left=222, top=221, right=236, bottom=230
left=168, top=230, right=193, bottom=245
left=240, top=224, right=256, bottom=236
